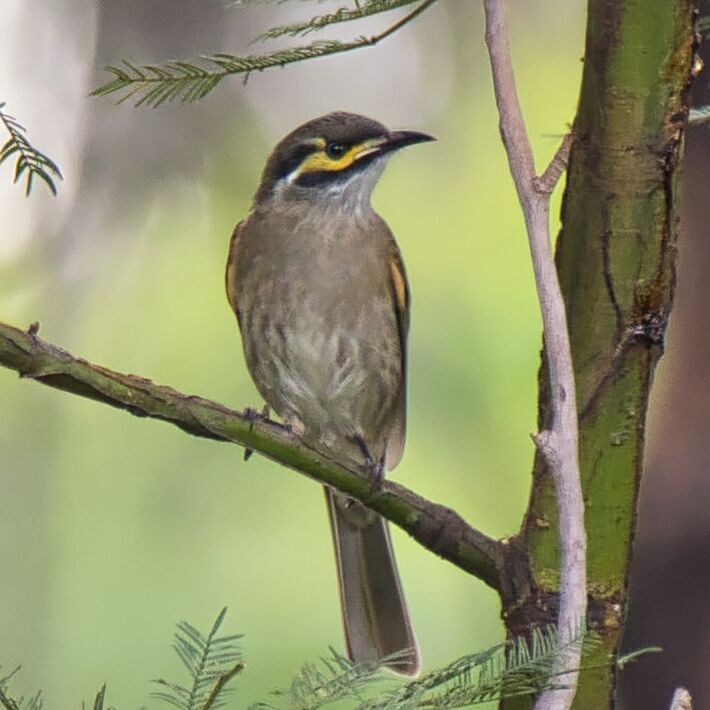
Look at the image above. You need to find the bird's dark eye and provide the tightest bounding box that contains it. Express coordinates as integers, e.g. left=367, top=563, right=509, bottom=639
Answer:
left=325, top=142, right=347, bottom=159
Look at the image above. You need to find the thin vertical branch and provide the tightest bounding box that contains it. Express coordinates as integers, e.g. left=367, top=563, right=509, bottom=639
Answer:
left=482, top=1, right=587, bottom=709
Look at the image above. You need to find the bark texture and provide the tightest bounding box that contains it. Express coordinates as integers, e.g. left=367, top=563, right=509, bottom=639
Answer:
left=504, top=1, right=698, bottom=707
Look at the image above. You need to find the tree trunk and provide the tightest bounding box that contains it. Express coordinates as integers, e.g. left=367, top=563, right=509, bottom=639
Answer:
left=502, top=1, right=697, bottom=707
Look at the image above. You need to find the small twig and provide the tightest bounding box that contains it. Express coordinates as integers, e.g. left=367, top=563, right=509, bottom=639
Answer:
left=482, top=1, right=586, bottom=709
left=201, top=661, right=244, bottom=710
left=366, top=0, right=439, bottom=45
left=534, top=133, right=574, bottom=194
left=669, top=687, right=692, bottom=710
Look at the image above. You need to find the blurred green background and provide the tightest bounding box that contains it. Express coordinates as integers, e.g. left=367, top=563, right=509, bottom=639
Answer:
left=0, top=1, right=587, bottom=707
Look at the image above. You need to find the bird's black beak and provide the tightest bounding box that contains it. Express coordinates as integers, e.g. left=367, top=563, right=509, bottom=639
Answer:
left=378, top=130, right=436, bottom=155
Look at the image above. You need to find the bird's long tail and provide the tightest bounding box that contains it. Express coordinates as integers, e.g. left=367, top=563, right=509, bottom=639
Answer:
left=325, top=487, right=420, bottom=676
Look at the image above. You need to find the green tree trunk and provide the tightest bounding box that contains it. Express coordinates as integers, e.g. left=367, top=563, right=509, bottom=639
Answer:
left=503, top=1, right=697, bottom=707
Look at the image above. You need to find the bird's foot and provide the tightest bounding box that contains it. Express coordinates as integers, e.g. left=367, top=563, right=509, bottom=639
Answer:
left=368, top=456, right=385, bottom=494
left=353, top=436, right=385, bottom=494
left=283, top=412, right=306, bottom=439
left=242, top=403, right=271, bottom=461
left=243, top=403, right=270, bottom=422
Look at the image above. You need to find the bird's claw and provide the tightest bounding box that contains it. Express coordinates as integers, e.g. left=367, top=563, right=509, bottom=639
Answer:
left=353, top=435, right=385, bottom=493
left=242, top=403, right=271, bottom=461
left=368, top=456, right=385, bottom=494
left=243, top=403, right=270, bottom=422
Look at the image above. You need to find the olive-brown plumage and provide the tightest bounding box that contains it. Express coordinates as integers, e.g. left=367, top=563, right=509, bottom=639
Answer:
left=226, top=112, right=433, bottom=675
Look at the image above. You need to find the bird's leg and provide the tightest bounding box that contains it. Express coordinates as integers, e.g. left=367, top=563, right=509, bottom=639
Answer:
left=283, top=412, right=306, bottom=438
left=353, top=436, right=385, bottom=492
left=242, top=403, right=272, bottom=461
left=370, top=455, right=385, bottom=493
left=243, top=403, right=272, bottom=421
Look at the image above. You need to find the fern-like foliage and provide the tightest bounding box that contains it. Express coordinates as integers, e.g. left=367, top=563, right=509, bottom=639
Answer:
left=253, top=626, right=605, bottom=709
left=81, top=684, right=110, bottom=710
left=0, top=673, right=106, bottom=710
left=91, top=41, right=369, bottom=108
left=255, top=0, right=423, bottom=41
left=152, top=607, right=244, bottom=710
left=250, top=648, right=394, bottom=710
left=366, top=625, right=596, bottom=709
left=0, top=619, right=663, bottom=710
left=91, top=0, right=439, bottom=107
left=0, top=102, right=62, bottom=196
left=0, top=667, right=43, bottom=710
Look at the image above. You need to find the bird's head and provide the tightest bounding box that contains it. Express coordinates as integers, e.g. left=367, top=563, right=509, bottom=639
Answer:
left=254, top=112, right=434, bottom=207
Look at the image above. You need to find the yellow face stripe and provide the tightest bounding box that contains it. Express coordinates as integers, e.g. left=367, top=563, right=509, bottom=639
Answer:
left=294, top=138, right=384, bottom=177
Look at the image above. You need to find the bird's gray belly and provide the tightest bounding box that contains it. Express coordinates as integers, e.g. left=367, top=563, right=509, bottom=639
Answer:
left=242, top=276, right=400, bottom=448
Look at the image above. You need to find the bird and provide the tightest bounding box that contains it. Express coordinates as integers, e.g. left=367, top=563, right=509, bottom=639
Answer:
left=225, top=111, right=434, bottom=676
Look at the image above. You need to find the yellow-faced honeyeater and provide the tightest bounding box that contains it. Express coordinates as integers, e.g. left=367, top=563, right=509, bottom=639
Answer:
left=226, top=112, right=434, bottom=675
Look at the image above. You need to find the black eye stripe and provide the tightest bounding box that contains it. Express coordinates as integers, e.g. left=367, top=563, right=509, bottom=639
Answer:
left=276, top=140, right=350, bottom=181
left=295, top=150, right=379, bottom=188
left=276, top=143, right=318, bottom=181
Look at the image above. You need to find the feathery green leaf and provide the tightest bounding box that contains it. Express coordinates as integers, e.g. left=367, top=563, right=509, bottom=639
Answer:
left=91, top=38, right=373, bottom=108
left=0, top=102, right=62, bottom=196
left=91, top=0, right=439, bottom=107
left=615, top=646, right=662, bottom=670
left=251, top=647, right=392, bottom=709
left=0, top=667, right=43, bottom=710
left=253, top=625, right=607, bottom=709
left=255, top=0, right=423, bottom=41
left=152, top=607, right=244, bottom=710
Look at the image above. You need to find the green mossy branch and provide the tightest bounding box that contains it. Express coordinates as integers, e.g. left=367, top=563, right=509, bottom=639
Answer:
left=0, top=319, right=507, bottom=592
